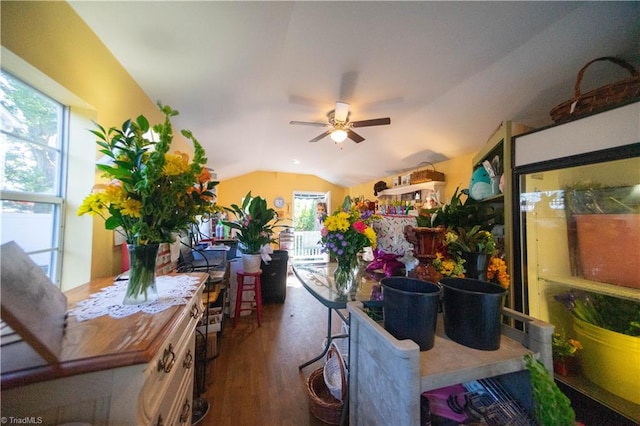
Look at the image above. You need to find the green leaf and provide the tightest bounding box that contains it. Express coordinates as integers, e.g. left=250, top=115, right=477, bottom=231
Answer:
left=136, top=114, right=149, bottom=132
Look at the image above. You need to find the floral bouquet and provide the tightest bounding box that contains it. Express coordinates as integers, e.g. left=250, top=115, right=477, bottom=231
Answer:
left=78, top=102, right=218, bottom=245
left=321, top=198, right=377, bottom=293
left=78, top=102, right=218, bottom=304
left=320, top=202, right=377, bottom=259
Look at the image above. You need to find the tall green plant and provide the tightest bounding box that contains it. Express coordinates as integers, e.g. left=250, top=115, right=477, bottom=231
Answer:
left=223, top=191, right=280, bottom=254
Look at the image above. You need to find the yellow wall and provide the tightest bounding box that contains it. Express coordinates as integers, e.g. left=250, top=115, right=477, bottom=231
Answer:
left=348, top=153, right=476, bottom=203
left=216, top=171, right=349, bottom=227
left=1, top=2, right=171, bottom=283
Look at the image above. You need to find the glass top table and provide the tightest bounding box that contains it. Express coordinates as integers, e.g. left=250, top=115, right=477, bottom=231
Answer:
left=292, top=262, right=379, bottom=369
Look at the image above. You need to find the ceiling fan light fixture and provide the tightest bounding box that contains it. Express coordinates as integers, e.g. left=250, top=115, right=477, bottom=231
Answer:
left=331, top=129, right=348, bottom=143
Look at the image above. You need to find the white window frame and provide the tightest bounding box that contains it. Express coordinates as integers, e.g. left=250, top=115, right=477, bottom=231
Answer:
left=2, top=47, right=95, bottom=291
left=1, top=70, right=68, bottom=286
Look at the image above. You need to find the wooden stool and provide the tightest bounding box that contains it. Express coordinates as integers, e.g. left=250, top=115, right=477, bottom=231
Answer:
left=234, top=270, right=263, bottom=328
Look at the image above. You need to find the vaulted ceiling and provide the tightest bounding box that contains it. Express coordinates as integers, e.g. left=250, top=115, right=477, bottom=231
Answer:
left=69, top=1, right=639, bottom=187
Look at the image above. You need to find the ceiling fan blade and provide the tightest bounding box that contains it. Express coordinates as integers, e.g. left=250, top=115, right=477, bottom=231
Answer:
left=309, top=130, right=332, bottom=143
left=351, top=117, right=391, bottom=128
left=290, top=120, right=329, bottom=127
left=347, top=129, right=365, bottom=143
left=334, top=102, right=350, bottom=122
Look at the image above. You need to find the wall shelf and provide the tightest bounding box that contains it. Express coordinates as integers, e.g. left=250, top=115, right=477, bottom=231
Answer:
left=377, top=181, right=445, bottom=197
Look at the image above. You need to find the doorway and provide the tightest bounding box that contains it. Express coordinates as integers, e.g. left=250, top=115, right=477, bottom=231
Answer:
left=290, top=191, right=330, bottom=263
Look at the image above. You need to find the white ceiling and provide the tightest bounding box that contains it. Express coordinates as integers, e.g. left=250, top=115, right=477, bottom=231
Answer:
left=69, top=1, right=640, bottom=187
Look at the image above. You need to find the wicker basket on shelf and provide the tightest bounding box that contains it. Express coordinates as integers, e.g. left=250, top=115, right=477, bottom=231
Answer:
left=550, top=56, right=640, bottom=123
left=307, top=367, right=343, bottom=425
left=409, top=162, right=445, bottom=185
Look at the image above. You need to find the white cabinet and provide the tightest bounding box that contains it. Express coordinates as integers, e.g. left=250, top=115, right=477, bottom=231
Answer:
left=1, top=273, right=207, bottom=426
left=347, top=301, right=553, bottom=426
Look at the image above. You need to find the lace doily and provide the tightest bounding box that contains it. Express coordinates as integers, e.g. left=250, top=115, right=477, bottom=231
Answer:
left=68, top=274, right=202, bottom=322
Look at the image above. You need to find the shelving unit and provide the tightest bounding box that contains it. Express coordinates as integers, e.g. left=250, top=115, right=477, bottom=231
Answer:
left=471, top=121, right=530, bottom=307
left=376, top=180, right=446, bottom=198
left=347, top=301, right=553, bottom=426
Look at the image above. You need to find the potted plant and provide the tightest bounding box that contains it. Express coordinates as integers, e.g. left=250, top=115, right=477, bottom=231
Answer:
left=418, top=186, right=500, bottom=229
left=443, top=225, right=497, bottom=281
left=408, top=187, right=500, bottom=282
left=223, top=191, right=281, bottom=272
left=77, top=102, right=219, bottom=304
left=554, top=289, right=640, bottom=403
left=552, top=331, right=583, bottom=376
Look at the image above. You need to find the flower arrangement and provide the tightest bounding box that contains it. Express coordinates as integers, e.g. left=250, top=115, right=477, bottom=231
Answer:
left=487, top=256, right=510, bottom=289
left=223, top=191, right=280, bottom=254
left=320, top=201, right=377, bottom=259
left=552, top=332, right=583, bottom=359
left=555, top=289, right=640, bottom=337
left=77, top=102, right=219, bottom=245
left=321, top=197, right=378, bottom=293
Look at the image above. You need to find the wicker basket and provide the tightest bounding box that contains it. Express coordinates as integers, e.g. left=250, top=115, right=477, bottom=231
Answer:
left=550, top=56, right=640, bottom=123
left=409, top=162, right=445, bottom=185
left=307, top=367, right=343, bottom=425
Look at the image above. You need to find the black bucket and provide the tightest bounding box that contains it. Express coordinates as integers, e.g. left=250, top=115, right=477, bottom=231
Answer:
left=381, top=277, right=441, bottom=351
left=439, top=277, right=506, bottom=351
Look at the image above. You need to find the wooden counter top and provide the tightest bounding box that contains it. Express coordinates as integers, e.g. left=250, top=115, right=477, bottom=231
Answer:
left=1, top=272, right=207, bottom=389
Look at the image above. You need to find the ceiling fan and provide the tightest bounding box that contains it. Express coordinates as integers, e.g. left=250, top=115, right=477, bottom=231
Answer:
left=290, top=101, right=390, bottom=143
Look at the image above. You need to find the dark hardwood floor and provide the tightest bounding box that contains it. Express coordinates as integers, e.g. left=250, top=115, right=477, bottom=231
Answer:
left=198, top=273, right=342, bottom=425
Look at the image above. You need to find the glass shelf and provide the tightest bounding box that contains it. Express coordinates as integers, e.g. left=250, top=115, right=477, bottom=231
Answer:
left=542, top=275, right=640, bottom=302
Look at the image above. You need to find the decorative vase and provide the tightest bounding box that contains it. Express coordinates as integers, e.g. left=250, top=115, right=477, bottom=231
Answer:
left=124, top=243, right=159, bottom=305
left=403, top=226, right=445, bottom=259
left=334, top=254, right=359, bottom=295
left=242, top=253, right=262, bottom=273
left=404, top=225, right=446, bottom=282
left=461, top=251, right=490, bottom=281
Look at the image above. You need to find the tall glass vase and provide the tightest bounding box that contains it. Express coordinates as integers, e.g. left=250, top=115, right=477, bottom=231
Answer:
left=124, top=243, right=159, bottom=305
left=334, top=254, right=359, bottom=295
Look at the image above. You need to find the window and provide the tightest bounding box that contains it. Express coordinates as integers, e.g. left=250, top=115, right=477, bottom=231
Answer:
left=1, top=70, right=67, bottom=287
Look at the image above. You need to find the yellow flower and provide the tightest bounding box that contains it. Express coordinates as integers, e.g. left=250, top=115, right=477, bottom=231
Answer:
left=363, top=227, right=377, bottom=249
left=325, top=212, right=351, bottom=232
left=77, top=193, right=105, bottom=216
left=103, top=182, right=127, bottom=206
left=120, top=198, right=142, bottom=217
left=163, top=151, right=190, bottom=175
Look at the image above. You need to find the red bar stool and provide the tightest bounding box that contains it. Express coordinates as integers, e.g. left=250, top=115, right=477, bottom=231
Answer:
left=234, top=270, right=263, bottom=328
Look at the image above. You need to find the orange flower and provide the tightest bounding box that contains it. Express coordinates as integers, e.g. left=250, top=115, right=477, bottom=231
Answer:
left=487, top=256, right=510, bottom=289
left=197, top=167, right=211, bottom=183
